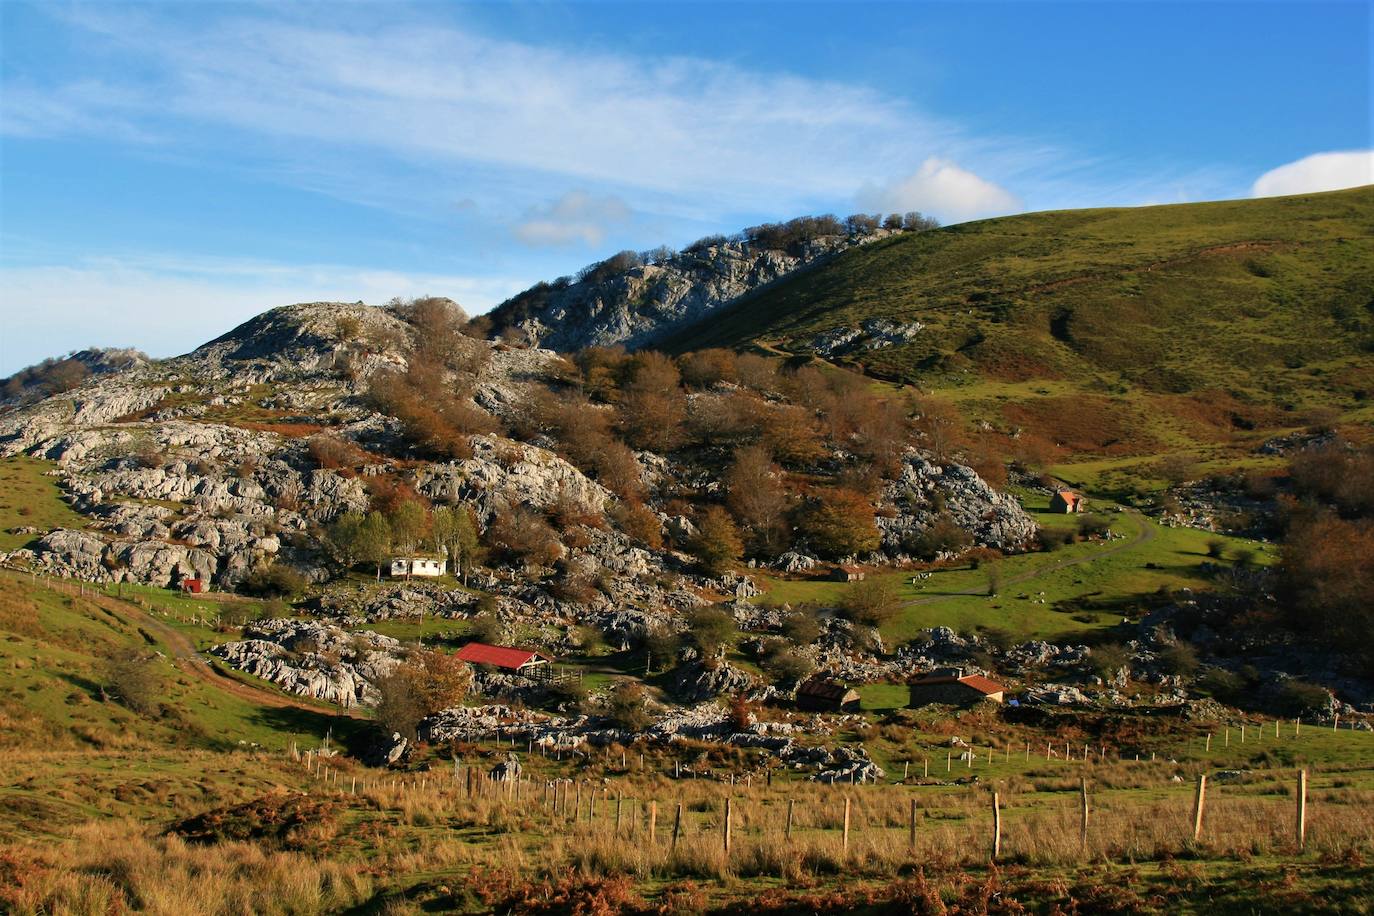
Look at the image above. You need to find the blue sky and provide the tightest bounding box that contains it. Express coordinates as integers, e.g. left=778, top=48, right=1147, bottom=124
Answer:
left=1, top=0, right=1370, bottom=375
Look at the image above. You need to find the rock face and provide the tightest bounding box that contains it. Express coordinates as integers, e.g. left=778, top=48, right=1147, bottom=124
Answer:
left=484, top=233, right=887, bottom=352
left=211, top=619, right=401, bottom=706
left=878, top=451, right=1038, bottom=555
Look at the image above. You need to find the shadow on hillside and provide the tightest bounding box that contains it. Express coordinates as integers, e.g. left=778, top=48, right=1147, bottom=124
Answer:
left=246, top=705, right=375, bottom=755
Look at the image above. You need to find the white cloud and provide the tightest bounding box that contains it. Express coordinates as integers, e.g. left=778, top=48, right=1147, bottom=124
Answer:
left=1252, top=150, right=1374, bottom=198
left=514, top=191, right=632, bottom=247
left=856, top=158, right=1022, bottom=223
left=0, top=256, right=525, bottom=376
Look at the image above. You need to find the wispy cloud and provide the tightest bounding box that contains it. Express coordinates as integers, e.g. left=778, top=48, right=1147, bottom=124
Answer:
left=0, top=254, right=525, bottom=376
left=7, top=5, right=996, bottom=220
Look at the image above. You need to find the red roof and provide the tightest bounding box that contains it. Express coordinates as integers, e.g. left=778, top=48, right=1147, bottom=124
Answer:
left=456, top=642, right=550, bottom=670
left=910, top=673, right=1006, bottom=695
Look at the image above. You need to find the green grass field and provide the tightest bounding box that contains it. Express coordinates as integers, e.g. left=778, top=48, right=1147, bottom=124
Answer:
left=0, top=456, right=89, bottom=551
left=759, top=500, right=1274, bottom=647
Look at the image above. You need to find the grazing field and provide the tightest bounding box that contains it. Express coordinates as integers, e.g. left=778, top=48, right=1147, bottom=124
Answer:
left=2, top=572, right=1372, bottom=913
left=0, top=457, right=88, bottom=551
left=758, top=500, right=1273, bottom=646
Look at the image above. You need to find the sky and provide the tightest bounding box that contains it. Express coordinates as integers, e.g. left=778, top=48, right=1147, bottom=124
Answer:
left=0, top=1, right=1370, bottom=376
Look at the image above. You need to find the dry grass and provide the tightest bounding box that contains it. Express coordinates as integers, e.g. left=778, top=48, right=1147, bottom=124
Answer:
left=0, top=819, right=373, bottom=916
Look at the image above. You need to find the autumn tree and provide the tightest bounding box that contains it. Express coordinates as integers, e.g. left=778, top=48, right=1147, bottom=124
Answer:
left=678, top=349, right=738, bottom=388
left=795, top=489, right=881, bottom=559
left=619, top=352, right=687, bottom=451
left=98, top=646, right=161, bottom=715
left=725, top=444, right=789, bottom=554
left=605, top=680, right=652, bottom=731
left=1279, top=509, right=1374, bottom=672
left=911, top=397, right=965, bottom=465
left=489, top=505, right=563, bottom=568
left=375, top=648, right=474, bottom=739
left=688, top=506, right=744, bottom=576
left=611, top=500, right=664, bottom=549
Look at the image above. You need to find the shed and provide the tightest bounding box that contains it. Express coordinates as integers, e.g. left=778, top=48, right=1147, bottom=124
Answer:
left=456, top=641, right=553, bottom=675
left=829, top=565, right=866, bottom=582
left=179, top=578, right=205, bottom=594
left=389, top=556, right=447, bottom=578
left=1049, top=490, right=1085, bottom=513
left=908, top=669, right=1006, bottom=707
left=796, top=675, right=862, bottom=712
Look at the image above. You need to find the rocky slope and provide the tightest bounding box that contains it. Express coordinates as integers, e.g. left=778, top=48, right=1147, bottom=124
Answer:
left=484, top=228, right=891, bottom=352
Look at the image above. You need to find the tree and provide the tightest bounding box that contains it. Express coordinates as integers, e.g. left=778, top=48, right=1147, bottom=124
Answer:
left=795, top=489, right=880, bottom=559
left=688, top=506, right=744, bottom=576
left=432, top=504, right=483, bottom=582
left=489, top=505, right=563, bottom=568
left=839, top=577, right=901, bottom=627
left=619, top=352, right=687, bottom=452
left=911, top=397, right=965, bottom=465
left=374, top=648, right=473, bottom=739
left=324, top=511, right=366, bottom=569
left=611, top=500, right=664, bottom=550
left=725, top=444, right=789, bottom=554
left=357, top=511, right=393, bottom=580
left=678, top=349, right=738, bottom=388
left=388, top=500, right=430, bottom=556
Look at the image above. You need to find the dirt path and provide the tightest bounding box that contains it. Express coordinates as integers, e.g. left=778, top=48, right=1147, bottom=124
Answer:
left=96, top=587, right=370, bottom=720
left=901, top=510, right=1156, bottom=608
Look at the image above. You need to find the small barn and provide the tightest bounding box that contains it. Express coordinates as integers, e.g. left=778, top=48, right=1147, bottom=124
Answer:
left=829, top=565, right=866, bottom=582
left=179, top=578, right=205, bottom=594
left=908, top=669, right=1006, bottom=707
left=796, top=675, right=862, bottom=712
left=389, top=556, right=447, bottom=578
left=1049, top=490, right=1085, bottom=513
left=456, top=642, right=553, bottom=677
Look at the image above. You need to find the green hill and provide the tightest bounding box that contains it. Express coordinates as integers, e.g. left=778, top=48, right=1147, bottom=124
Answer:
left=665, top=187, right=1374, bottom=482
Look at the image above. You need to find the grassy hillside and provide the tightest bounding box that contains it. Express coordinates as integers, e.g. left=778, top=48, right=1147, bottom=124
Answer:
left=665, top=187, right=1374, bottom=483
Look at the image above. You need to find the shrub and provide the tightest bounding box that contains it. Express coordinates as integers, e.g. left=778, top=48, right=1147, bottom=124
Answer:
left=685, top=607, right=737, bottom=656
left=604, top=681, right=652, bottom=731
left=240, top=563, right=307, bottom=599
left=1157, top=642, right=1200, bottom=677
left=1277, top=680, right=1331, bottom=716
left=838, top=577, right=901, bottom=627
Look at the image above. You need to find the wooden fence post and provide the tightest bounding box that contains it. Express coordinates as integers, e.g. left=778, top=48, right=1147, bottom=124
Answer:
left=673, top=801, right=683, bottom=851
left=991, top=792, right=1002, bottom=861
left=1079, top=778, right=1089, bottom=854
left=785, top=798, right=795, bottom=842
left=1191, top=774, right=1208, bottom=842
left=908, top=797, right=917, bottom=849
left=842, top=797, right=851, bottom=854
left=723, top=797, right=733, bottom=854
left=1296, top=769, right=1308, bottom=851
left=648, top=801, right=657, bottom=843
